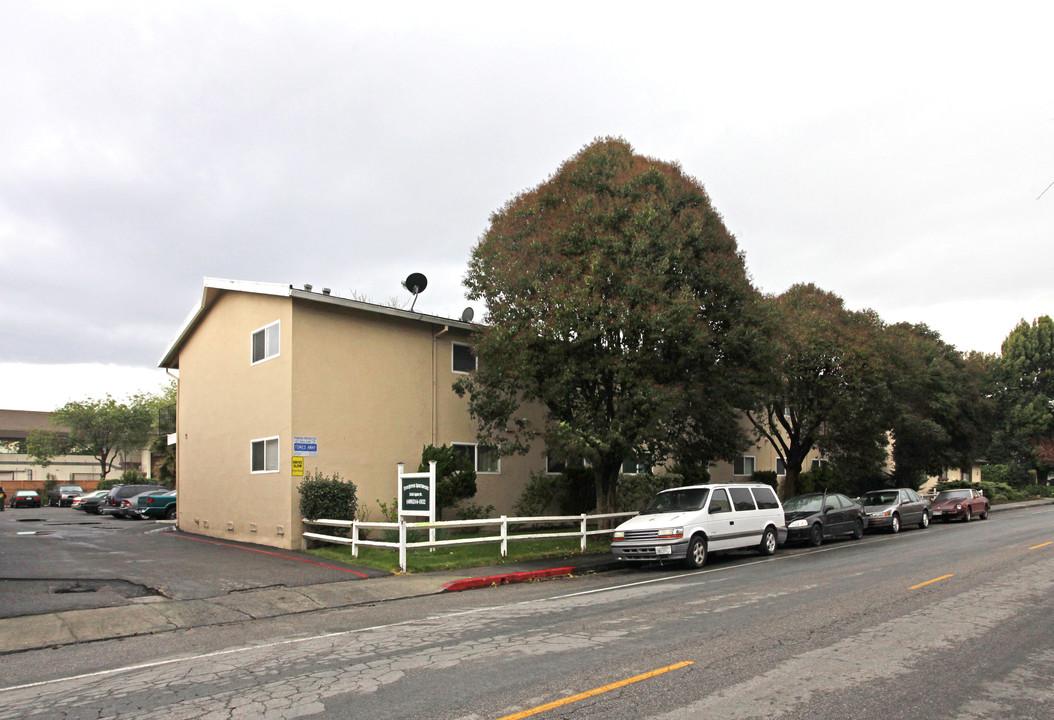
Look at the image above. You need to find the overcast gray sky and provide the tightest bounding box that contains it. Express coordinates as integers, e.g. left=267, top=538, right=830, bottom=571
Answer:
left=2, top=1, right=1051, bottom=411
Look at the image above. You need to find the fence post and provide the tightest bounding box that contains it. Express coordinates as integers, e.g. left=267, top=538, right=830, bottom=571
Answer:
left=352, top=520, right=359, bottom=557
left=580, top=513, right=588, bottom=552
left=399, top=519, right=407, bottom=573
left=500, top=515, right=508, bottom=558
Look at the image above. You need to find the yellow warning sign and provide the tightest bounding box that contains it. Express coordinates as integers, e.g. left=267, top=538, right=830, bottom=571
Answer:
left=291, top=456, right=304, bottom=476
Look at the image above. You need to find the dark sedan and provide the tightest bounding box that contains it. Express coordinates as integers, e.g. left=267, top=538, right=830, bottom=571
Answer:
left=931, top=488, right=989, bottom=522
left=11, top=490, right=42, bottom=508
left=783, top=492, right=866, bottom=546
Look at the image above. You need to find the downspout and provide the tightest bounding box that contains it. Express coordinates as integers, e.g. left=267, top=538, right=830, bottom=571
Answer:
left=432, top=325, right=449, bottom=445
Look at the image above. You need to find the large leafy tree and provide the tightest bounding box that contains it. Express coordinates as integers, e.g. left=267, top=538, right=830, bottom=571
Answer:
left=988, top=316, right=1054, bottom=477
left=457, top=137, right=769, bottom=513
left=28, top=395, right=155, bottom=481
left=885, top=324, right=992, bottom=487
left=747, top=284, right=891, bottom=497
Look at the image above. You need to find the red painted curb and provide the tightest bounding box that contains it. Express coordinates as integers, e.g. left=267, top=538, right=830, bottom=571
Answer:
left=442, top=566, right=577, bottom=592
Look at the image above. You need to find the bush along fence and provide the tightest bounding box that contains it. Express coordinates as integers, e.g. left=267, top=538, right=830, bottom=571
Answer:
left=302, top=511, right=637, bottom=573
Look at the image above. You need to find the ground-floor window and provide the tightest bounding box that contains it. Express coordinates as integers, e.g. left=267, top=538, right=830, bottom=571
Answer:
left=452, top=443, right=500, bottom=474
left=251, top=436, right=280, bottom=473
left=733, top=455, right=756, bottom=476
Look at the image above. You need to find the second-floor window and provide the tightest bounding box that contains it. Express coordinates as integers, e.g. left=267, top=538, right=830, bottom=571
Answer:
left=252, top=321, right=280, bottom=364
left=452, top=343, right=476, bottom=373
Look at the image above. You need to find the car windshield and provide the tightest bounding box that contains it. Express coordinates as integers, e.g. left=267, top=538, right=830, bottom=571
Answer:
left=641, top=488, right=710, bottom=514
left=935, top=490, right=971, bottom=501
left=862, top=492, right=899, bottom=506
left=782, top=495, right=824, bottom=513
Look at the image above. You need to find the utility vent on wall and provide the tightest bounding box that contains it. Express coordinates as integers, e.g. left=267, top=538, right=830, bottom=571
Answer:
left=250, top=523, right=258, bottom=533
left=227, top=521, right=234, bottom=531
left=276, top=525, right=285, bottom=536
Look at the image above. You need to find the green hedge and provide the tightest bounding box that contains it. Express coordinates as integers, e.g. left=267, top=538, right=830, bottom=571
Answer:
left=299, top=469, right=358, bottom=530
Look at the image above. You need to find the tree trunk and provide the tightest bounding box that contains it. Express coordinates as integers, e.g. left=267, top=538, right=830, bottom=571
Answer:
left=594, top=458, right=622, bottom=528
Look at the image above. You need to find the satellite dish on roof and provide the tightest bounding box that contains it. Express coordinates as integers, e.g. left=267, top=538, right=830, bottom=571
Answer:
left=461, top=307, right=474, bottom=323
left=402, top=272, right=428, bottom=311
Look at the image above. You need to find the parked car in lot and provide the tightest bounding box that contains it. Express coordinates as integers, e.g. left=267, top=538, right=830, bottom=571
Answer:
left=71, top=489, right=109, bottom=513
left=99, top=484, right=167, bottom=517
left=611, top=483, right=787, bottom=568
left=48, top=484, right=84, bottom=507
left=136, top=490, right=177, bottom=520
left=783, top=492, right=866, bottom=546
left=11, top=490, right=42, bottom=508
left=861, top=488, right=930, bottom=533
left=930, top=488, right=989, bottom=522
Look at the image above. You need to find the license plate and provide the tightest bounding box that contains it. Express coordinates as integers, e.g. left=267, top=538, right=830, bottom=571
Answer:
left=655, top=546, right=672, bottom=556
left=932, top=510, right=942, bottom=516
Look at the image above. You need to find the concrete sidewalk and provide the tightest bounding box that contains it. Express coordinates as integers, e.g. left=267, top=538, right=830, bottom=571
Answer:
left=0, top=553, right=623, bottom=654
left=1, top=498, right=1048, bottom=655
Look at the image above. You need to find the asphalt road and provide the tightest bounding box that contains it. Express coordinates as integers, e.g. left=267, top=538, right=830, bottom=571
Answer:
left=0, top=503, right=1051, bottom=719
left=0, top=505, right=385, bottom=617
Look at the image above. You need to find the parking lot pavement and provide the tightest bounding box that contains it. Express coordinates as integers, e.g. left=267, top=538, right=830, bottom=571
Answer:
left=0, top=506, right=387, bottom=618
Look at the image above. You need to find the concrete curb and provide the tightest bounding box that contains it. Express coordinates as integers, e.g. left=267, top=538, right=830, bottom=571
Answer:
left=442, top=566, right=579, bottom=592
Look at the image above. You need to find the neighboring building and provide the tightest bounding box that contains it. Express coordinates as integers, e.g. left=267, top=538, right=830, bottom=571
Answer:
left=158, top=278, right=550, bottom=550
left=0, top=409, right=152, bottom=493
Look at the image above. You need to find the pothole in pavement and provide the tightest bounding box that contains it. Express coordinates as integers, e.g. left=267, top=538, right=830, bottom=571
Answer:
left=0, top=579, right=167, bottom=598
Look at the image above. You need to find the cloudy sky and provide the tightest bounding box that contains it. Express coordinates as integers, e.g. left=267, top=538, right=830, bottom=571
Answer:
left=2, top=1, right=1051, bottom=411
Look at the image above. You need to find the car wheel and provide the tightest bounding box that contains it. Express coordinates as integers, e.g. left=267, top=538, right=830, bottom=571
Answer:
left=980, top=506, right=989, bottom=520
left=165, top=506, right=176, bottom=520
left=684, top=535, right=708, bottom=569
left=759, top=527, right=777, bottom=556
left=964, top=507, right=972, bottom=522
left=890, top=513, right=901, bottom=534
left=852, top=518, right=864, bottom=539
left=809, top=523, right=824, bottom=547
left=919, top=511, right=930, bottom=529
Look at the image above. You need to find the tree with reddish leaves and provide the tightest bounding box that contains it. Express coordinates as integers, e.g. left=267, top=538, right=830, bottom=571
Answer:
left=456, top=138, right=769, bottom=514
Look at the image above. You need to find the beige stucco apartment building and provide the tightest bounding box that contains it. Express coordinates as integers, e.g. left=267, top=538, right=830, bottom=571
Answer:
left=159, top=278, right=553, bottom=550
left=165, top=278, right=975, bottom=551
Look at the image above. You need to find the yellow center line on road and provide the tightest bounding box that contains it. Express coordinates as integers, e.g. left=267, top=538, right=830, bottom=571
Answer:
left=493, top=661, right=694, bottom=720
left=1029, top=541, right=1052, bottom=550
left=910, top=574, right=953, bottom=590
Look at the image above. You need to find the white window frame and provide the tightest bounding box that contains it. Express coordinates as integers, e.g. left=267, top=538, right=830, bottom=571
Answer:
left=451, top=342, right=477, bottom=374
left=452, top=442, right=500, bottom=474
left=251, top=436, right=280, bottom=474
left=733, top=455, right=756, bottom=476
left=251, top=321, right=281, bottom=365
left=546, top=455, right=587, bottom=475
left=621, top=458, right=649, bottom=475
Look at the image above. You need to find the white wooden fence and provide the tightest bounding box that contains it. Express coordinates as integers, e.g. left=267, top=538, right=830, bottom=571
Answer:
left=302, top=512, right=637, bottom=573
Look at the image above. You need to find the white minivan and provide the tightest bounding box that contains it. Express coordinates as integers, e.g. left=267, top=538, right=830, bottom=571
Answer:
left=611, top=483, right=787, bottom=568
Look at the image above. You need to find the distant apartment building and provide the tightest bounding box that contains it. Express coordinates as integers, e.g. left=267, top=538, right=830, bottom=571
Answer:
left=0, top=409, right=152, bottom=493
